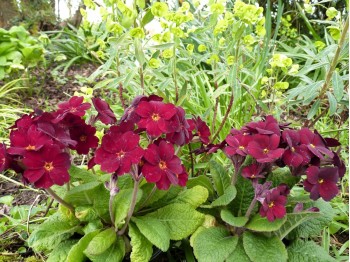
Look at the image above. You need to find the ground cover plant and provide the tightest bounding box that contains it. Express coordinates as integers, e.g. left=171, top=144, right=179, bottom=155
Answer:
left=0, top=0, right=348, bottom=261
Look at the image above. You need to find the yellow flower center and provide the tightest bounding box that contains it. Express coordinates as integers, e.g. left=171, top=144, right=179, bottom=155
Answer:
left=44, top=162, right=54, bottom=172
left=310, top=143, right=315, bottom=148
left=80, top=135, right=87, bottom=142
left=268, top=201, right=275, bottom=208
left=263, top=148, right=269, bottom=154
left=70, top=107, right=77, bottom=113
left=318, top=179, right=324, bottom=184
left=291, top=147, right=295, bottom=152
left=152, top=113, right=160, bottom=121
left=239, top=146, right=245, bottom=150
left=159, top=160, right=167, bottom=170
left=26, top=145, right=36, bottom=150
left=116, top=151, right=125, bottom=159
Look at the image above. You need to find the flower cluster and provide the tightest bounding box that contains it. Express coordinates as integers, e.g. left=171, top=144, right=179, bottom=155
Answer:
left=218, top=115, right=344, bottom=221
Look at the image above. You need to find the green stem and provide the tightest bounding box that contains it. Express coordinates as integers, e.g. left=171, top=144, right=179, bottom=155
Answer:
left=138, top=184, right=156, bottom=210
left=46, top=188, right=75, bottom=213
left=118, top=179, right=140, bottom=235
left=245, top=198, right=257, bottom=218
left=173, top=44, right=178, bottom=103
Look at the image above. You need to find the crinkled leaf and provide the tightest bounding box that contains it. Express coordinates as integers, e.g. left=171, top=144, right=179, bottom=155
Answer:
left=84, top=228, right=116, bottom=256
left=132, top=216, right=170, bottom=252
left=64, top=181, right=102, bottom=206
left=147, top=203, right=205, bottom=240
left=28, top=212, right=80, bottom=251
left=267, top=167, right=300, bottom=189
left=245, top=214, right=287, bottom=232
left=67, top=230, right=100, bottom=262
left=210, top=185, right=236, bottom=207
left=85, top=237, right=125, bottom=262
left=47, top=239, right=78, bottom=262
left=171, top=186, right=208, bottom=208
left=243, top=231, right=287, bottom=262
left=69, top=166, right=96, bottom=183
left=186, top=176, right=215, bottom=198
left=129, top=222, right=153, bottom=262
left=192, top=227, right=238, bottom=262
left=220, top=209, right=248, bottom=227
left=226, top=238, right=250, bottom=262
left=139, top=184, right=182, bottom=209
left=209, top=160, right=230, bottom=196
left=287, top=240, right=336, bottom=262
left=231, top=173, right=255, bottom=216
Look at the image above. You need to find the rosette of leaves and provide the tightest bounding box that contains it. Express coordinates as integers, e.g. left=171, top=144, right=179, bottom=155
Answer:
left=0, top=26, right=45, bottom=79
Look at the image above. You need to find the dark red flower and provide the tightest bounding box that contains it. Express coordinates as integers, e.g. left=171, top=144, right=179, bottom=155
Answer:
left=242, top=115, right=280, bottom=136
left=69, top=124, right=99, bottom=154
left=259, top=187, right=287, bottom=221
left=135, top=101, right=177, bottom=137
left=8, top=125, right=52, bottom=156
left=333, top=152, right=346, bottom=178
left=92, top=98, right=117, bottom=125
left=22, top=145, right=70, bottom=188
left=54, top=96, right=91, bottom=123
left=0, top=144, right=9, bottom=172
left=303, top=166, right=339, bottom=201
left=281, top=130, right=312, bottom=167
left=188, top=116, right=211, bottom=144
left=247, top=134, right=284, bottom=163
left=142, top=141, right=183, bottom=190
left=95, top=131, right=143, bottom=175
left=299, top=128, right=334, bottom=159
left=225, top=134, right=251, bottom=156
left=241, top=163, right=265, bottom=180
left=166, top=107, right=191, bottom=146
left=11, top=114, right=34, bottom=130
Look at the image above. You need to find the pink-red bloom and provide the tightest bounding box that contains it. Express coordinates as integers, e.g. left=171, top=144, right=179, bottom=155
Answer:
left=166, top=107, right=191, bottom=146
left=303, top=166, right=339, bottom=201
left=242, top=115, right=280, bottom=136
left=0, top=144, right=9, bottom=172
left=136, top=101, right=177, bottom=137
left=69, top=123, right=99, bottom=154
left=242, top=163, right=265, bottom=180
left=299, top=128, right=333, bottom=159
left=54, top=96, right=91, bottom=122
left=22, top=145, right=70, bottom=188
left=142, top=141, right=183, bottom=190
left=247, top=134, right=284, bottom=163
left=95, top=131, right=143, bottom=175
left=225, top=134, right=251, bottom=156
left=92, top=98, right=117, bottom=125
left=188, top=116, right=211, bottom=144
left=259, top=187, right=287, bottom=221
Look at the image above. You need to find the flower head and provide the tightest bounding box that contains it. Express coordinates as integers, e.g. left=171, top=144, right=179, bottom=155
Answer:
left=242, top=163, right=265, bottom=180
left=166, top=107, right=191, bottom=146
left=247, top=134, right=284, bottom=163
left=23, top=145, right=71, bottom=188
left=69, top=123, right=99, bottom=154
left=259, top=187, right=287, bottom=221
left=92, top=98, right=117, bottom=125
left=188, top=116, right=211, bottom=144
left=303, top=166, right=339, bottom=201
left=54, top=96, right=91, bottom=123
left=242, top=115, right=280, bottom=136
left=299, top=128, right=334, bottom=159
left=225, top=133, right=251, bottom=156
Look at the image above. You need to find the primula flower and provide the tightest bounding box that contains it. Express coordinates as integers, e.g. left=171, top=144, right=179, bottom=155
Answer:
left=92, top=98, right=117, bottom=125
left=69, top=124, right=99, bottom=154
left=23, top=145, right=70, bottom=188
left=242, top=115, right=280, bottom=136
left=11, top=114, right=34, bottom=130
left=247, top=134, right=284, bottom=163
left=188, top=116, right=211, bottom=144
left=225, top=134, right=251, bottom=156
left=259, top=187, right=287, bottom=222
left=142, top=141, right=183, bottom=190
left=281, top=130, right=312, bottom=167
left=303, top=166, right=339, bottom=201
left=166, top=107, right=191, bottom=146
left=0, top=144, right=9, bottom=172
left=299, top=128, right=333, bottom=159
left=54, top=96, right=91, bottom=122
left=8, top=125, right=52, bottom=156
left=333, top=152, right=346, bottom=178
left=95, top=131, right=143, bottom=175
left=242, top=163, right=265, bottom=180
left=135, top=101, right=177, bottom=137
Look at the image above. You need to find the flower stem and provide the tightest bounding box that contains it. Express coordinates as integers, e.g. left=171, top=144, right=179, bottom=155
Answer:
left=46, top=188, right=74, bottom=213
left=245, top=198, right=257, bottom=218
left=138, top=184, right=156, bottom=210
left=118, top=178, right=140, bottom=235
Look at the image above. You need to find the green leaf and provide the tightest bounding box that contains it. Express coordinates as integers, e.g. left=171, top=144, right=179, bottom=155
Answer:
left=332, top=70, right=344, bottom=101
left=84, top=228, right=116, bottom=256
left=307, top=99, right=321, bottom=120
left=171, top=186, right=208, bottom=208
left=129, top=222, right=153, bottom=262
left=64, top=181, right=102, bottom=206
left=226, top=238, right=250, bottom=262
left=192, top=227, right=238, bottom=262
left=288, top=199, right=334, bottom=239
left=274, top=211, right=321, bottom=239
left=142, top=185, right=182, bottom=209
left=113, top=188, right=143, bottom=227
left=28, top=212, right=80, bottom=251
left=141, top=9, right=154, bottom=27
left=209, top=160, right=230, bottom=196
left=147, top=203, right=205, bottom=240
left=47, top=239, right=78, bottom=262
left=186, top=176, right=215, bottom=198
left=231, top=173, right=255, bottom=216
left=67, top=230, right=100, bottom=262
left=69, top=165, right=96, bottom=183
left=85, top=237, right=125, bottom=262
left=243, top=231, right=287, bottom=262
left=220, top=209, right=248, bottom=227
left=210, top=185, right=236, bottom=207
left=287, top=240, right=336, bottom=262
left=132, top=216, right=170, bottom=252
left=245, top=215, right=287, bottom=232
left=327, top=91, right=337, bottom=116
left=266, top=167, right=300, bottom=189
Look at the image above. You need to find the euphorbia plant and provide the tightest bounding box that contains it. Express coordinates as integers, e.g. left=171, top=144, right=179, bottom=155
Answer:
left=0, top=95, right=345, bottom=261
